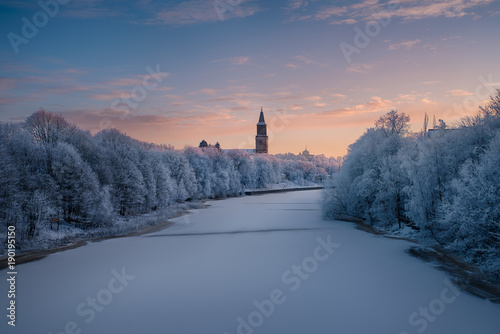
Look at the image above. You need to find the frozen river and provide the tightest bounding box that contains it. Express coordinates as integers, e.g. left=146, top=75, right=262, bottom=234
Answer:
left=2, top=190, right=499, bottom=334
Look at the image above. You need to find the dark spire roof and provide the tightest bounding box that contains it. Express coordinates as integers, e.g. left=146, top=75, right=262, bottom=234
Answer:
left=258, top=107, right=266, bottom=124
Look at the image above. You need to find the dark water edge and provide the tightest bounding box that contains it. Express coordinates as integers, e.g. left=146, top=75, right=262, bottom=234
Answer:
left=336, top=215, right=500, bottom=304
left=0, top=213, right=180, bottom=270
left=244, top=186, right=323, bottom=195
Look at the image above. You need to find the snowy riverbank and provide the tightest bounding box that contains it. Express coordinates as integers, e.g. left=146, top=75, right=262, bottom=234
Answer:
left=0, top=201, right=203, bottom=263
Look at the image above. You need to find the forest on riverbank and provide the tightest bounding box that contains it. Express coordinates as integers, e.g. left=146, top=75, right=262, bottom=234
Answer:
left=323, top=91, right=500, bottom=282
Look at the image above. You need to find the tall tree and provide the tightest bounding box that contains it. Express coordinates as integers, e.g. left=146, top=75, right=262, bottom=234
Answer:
left=25, top=109, right=76, bottom=144
left=375, top=110, right=410, bottom=137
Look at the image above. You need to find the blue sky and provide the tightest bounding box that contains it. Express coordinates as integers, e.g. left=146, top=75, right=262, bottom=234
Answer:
left=1, top=0, right=500, bottom=156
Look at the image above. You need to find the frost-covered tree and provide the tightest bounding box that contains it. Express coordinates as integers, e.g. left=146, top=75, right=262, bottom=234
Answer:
left=226, top=150, right=257, bottom=189
left=48, top=142, right=100, bottom=224
left=375, top=109, right=410, bottom=137
left=185, top=146, right=215, bottom=198
left=25, top=109, right=76, bottom=144
left=438, top=130, right=500, bottom=277
left=151, top=152, right=175, bottom=208
left=479, top=89, right=500, bottom=117
left=254, top=155, right=280, bottom=188
left=161, top=149, right=197, bottom=202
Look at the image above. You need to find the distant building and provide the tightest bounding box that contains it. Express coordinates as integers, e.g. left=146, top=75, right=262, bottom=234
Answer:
left=255, top=107, right=268, bottom=154
left=216, top=107, right=269, bottom=155
left=299, top=147, right=312, bottom=158
left=426, top=128, right=460, bottom=138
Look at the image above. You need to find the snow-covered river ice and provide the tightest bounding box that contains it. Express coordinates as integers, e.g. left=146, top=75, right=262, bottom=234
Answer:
left=2, top=190, right=499, bottom=334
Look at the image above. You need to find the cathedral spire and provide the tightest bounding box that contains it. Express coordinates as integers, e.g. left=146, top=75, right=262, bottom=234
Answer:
left=258, top=107, right=266, bottom=124
left=255, top=107, right=268, bottom=154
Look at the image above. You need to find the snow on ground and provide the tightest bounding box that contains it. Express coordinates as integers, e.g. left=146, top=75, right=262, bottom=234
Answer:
left=1, top=190, right=499, bottom=334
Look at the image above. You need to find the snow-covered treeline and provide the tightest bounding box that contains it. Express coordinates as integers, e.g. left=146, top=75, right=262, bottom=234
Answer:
left=276, top=152, right=341, bottom=185
left=0, top=110, right=340, bottom=250
left=323, top=91, right=500, bottom=281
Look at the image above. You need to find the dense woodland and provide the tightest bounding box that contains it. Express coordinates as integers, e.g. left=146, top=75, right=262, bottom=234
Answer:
left=323, top=91, right=500, bottom=281
left=0, top=111, right=339, bottom=251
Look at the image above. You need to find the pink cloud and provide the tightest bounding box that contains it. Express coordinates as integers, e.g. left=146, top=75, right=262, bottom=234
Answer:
left=149, top=0, right=261, bottom=25
left=388, top=39, right=422, bottom=50
left=289, top=0, right=496, bottom=23
left=106, top=78, right=145, bottom=87
left=89, top=90, right=128, bottom=101
left=346, top=63, right=376, bottom=74
left=329, top=18, right=357, bottom=25
left=285, top=63, right=299, bottom=69
left=446, top=89, right=474, bottom=96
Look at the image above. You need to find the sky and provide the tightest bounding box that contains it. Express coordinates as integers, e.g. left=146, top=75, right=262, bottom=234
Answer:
left=1, top=0, right=499, bottom=157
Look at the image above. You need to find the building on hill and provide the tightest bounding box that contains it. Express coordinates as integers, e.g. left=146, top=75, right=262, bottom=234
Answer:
left=299, top=147, right=312, bottom=158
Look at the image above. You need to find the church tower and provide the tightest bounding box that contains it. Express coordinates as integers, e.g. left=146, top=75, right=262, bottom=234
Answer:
left=255, top=107, right=268, bottom=154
